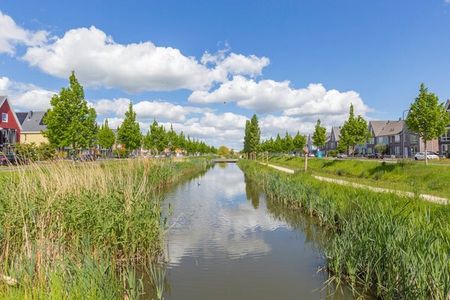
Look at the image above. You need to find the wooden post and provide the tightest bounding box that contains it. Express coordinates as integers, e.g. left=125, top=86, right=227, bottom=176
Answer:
left=303, top=146, right=308, bottom=172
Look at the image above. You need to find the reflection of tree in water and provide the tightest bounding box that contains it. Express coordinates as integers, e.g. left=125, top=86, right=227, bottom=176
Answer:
left=244, top=174, right=260, bottom=209
left=217, top=162, right=227, bottom=169
left=265, top=195, right=331, bottom=251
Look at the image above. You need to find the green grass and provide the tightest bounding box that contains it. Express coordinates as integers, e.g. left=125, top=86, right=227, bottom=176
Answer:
left=0, top=158, right=210, bottom=299
left=266, top=156, right=450, bottom=198
left=239, top=160, right=450, bottom=299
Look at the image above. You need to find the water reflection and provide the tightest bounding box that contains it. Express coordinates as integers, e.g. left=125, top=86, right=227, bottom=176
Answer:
left=156, top=163, right=352, bottom=300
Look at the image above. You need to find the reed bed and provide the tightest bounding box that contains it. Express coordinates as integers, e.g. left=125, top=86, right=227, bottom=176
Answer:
left=0, top=158, right=209, bottom=299
left=239, top=160, right=450, bottom=299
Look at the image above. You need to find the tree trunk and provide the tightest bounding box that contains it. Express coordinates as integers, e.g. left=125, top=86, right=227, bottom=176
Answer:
left=424, top=140, right=428, bottom=166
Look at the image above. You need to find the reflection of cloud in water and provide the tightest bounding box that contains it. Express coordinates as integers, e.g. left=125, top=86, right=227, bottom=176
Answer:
left=164, top=164, right=289, bottom=266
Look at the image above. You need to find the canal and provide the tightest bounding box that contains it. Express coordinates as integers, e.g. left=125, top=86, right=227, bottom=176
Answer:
left=159, top=163, right=353, bottom=299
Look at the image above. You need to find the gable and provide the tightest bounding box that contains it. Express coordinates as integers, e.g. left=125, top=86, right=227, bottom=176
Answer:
left=0, top=97, right=22, bottom=131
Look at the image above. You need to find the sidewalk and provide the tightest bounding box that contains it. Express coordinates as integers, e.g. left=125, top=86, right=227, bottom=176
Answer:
left=260, top=162, right=448, bottom=205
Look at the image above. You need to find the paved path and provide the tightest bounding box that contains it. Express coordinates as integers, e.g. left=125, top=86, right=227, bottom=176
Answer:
left=260, top=162, right=448, bottom=205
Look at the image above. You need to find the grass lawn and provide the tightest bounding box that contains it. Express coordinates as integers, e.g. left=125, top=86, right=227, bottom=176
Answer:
left=266, top=156, right=450, bottom=198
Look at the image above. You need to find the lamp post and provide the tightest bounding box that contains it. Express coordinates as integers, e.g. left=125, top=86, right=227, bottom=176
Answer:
left=402, top=109, right=409, bottom=159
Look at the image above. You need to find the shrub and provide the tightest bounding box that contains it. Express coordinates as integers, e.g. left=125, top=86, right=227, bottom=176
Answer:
left=327, top=150, right=338, bottom=157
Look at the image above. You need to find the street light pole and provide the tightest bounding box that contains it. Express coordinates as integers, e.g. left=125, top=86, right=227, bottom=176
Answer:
left=402, top=109, right=409, bottom=159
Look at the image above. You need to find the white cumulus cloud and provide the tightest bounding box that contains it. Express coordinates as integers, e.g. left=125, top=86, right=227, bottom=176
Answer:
left=22, top=25, right=269, bottom=93
left=189, top=76, right=369, bottom=116
left=0, top=76, right=55, bottom=111
left=0, top=11, right=48, bottom=55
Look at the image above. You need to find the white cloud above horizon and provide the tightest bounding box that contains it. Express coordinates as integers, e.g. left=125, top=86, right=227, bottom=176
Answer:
left=22, top=26, right=269, bottom=93
left=0, top=11, right=48, bottom=55
left=0, top=11, right=374, bottom=149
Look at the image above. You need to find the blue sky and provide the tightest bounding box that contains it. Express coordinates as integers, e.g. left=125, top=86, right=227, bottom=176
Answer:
left=1, top=0, right=450, bottom=149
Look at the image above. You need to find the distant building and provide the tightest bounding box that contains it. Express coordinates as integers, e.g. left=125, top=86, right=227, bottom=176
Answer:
left=366, top=120, right=438, bottom=157
left=0, top=96, right=22, bottom=154
left=439, top=100, right=450, bottom=158
left=17, top=111, right=48, bottom=144
left=325, top=126, right=340, bottom=153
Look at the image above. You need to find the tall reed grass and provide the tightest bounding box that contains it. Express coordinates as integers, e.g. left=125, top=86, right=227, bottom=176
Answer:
left=0, top=158, right=209, bottom=299
left=239, top=160, right=450, bottom=299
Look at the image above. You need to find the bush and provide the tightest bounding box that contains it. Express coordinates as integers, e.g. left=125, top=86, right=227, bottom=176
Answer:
left=37, top=143, right=57, bottom=160
left=15, top=143, right=38, bottom=161
left=327, top=150, right=338, bottom=157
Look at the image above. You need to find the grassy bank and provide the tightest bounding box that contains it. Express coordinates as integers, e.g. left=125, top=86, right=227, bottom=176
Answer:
left=239, top=160, right=450, bottom=299
left=266, top=156, right=450, bottom=198
left=0, top=158, right=209, bottom=299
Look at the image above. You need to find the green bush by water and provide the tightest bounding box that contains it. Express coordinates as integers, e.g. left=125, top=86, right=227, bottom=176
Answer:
left=239, top=160, right=450, bottom=299
left=0, top=158, right=209, bottom=299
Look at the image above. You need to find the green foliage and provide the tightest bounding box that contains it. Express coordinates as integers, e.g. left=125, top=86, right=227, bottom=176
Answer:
left=312, top=119, right=327, bottom=150
left=44, top=71, right=98, bottom=150
left=406, top=84, right=450, bottom=165
left=268, top=156, right=450, bottom=198
left=259, top=131, right=307, bottom=154
left=0, top=159, right=210, bottom=297
left=97, top=119, right=115, bottom=150
left=15, top=143, right=38, bottom=160
left=142, top=120, right=215, bottom=155
left=15, top=142, right=57, bottom=161
left=327, top=150, right=338, bottom=157
left=243, top=114, right=261, bottom=155
left=293, top=131, right=307, bottom=152
left=239, top=160, right=450, bottom=299
left=339, top=104, right=370, bottom=154
left=374, top=143, right=387, bottom=154
left=217, top=145, right=230, bottom=156
left=117, top=102, right=142, bottom=151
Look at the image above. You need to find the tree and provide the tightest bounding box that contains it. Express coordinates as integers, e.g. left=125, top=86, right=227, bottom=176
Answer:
left=44, top=71, right=97, bottom=151
left=217, top=145, right=230, bottom=156
left=243, top=114, right=261, bottom=159
left=406, top=84, right=450, bottom=165
left=249, top=114, right=261, bottom=154
left=283, top=132, right=294, bottom=153
left=293, top=131, right=306, bottom=154
left=97, top=119, right=115, bottom=153
left=312, top=119, right=327, bottom=151
left=117, top=102, right=141, bottom=152
left=339, top=104, right=370, bottom=155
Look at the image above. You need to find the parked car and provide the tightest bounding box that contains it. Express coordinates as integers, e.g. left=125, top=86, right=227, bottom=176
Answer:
left=414, top=151, right=439, bottom=161
left=337, top=153, right=348, bottom=159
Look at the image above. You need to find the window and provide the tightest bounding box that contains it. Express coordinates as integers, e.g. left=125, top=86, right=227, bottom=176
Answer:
left=395, top=146, right=400, bottom=155
left=394, top=135, right=400, bottom=143
left=410, top=134, right=419, bottom=144
left=368, top=138, right=375, bottom=144
left=1, top=113, right=8, bottom=123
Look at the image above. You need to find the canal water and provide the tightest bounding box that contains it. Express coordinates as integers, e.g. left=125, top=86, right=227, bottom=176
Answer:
left=160, top=163, right=353, bottom=299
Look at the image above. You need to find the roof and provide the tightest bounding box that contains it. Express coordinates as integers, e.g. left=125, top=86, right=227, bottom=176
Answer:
left=445, top=99, right=450, bottom=111
left=16, top=112, right=28, bottom=125
left=18, top=111, right=47, bottom=132
left=331, top=126, right=341, bottom=141
left=369, top=120, right=405, bottom=137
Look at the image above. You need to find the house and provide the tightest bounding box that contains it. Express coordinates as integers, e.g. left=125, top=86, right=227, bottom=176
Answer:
left=16, top=111, right=48, bottom=144
left=366, top=120, right=438, bottom=157
left=439, top=100, right=450, bottom=158
left=0, top=96, right=22, bottom=154
left=325, top=126, right=340, bottom=153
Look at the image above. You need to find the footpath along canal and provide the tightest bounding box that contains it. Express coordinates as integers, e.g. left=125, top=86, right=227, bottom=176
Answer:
left=155, top=162, right=355, bottom=299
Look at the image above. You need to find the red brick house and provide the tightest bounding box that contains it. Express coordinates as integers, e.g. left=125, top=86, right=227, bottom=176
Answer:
left=0, top=96, right=22, bottom=153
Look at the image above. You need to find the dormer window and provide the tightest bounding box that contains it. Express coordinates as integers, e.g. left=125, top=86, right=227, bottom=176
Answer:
left=1, top=113, right=8, bottom=123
